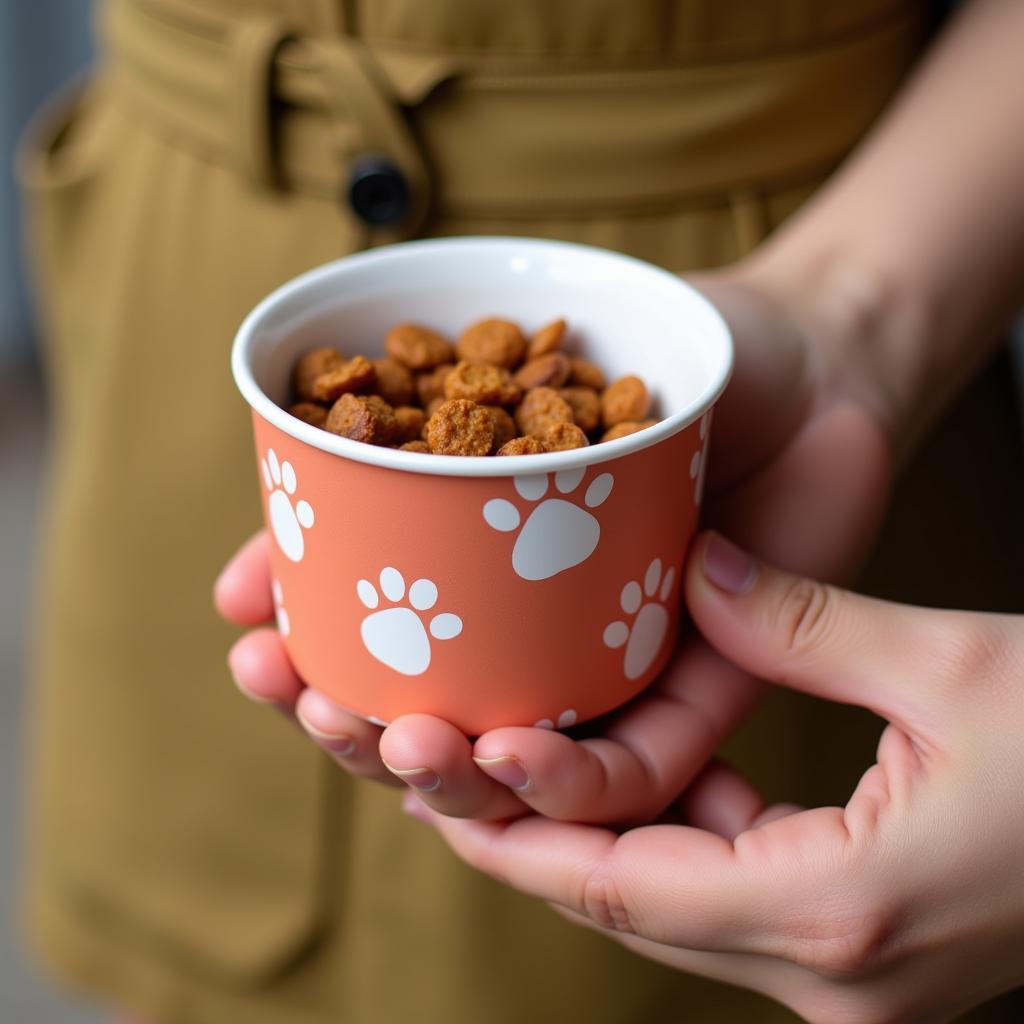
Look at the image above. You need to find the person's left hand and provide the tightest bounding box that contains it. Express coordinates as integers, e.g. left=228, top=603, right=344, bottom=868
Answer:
left=408, top=531, right=1024, bottom=1024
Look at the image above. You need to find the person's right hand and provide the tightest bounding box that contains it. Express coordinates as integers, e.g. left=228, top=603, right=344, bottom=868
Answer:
left=215, top=252, right=898, bottom=823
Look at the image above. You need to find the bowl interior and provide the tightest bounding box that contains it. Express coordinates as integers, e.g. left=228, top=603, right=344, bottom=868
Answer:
left=235, top=238, right=731, bottom=473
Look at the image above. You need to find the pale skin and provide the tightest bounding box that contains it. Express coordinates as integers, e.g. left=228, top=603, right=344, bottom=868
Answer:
left=215, top=0, right=1024, bottom=1018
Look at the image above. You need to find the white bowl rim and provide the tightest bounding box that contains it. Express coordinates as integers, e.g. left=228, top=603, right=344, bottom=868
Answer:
left=231, top=237, right=733, bottom=478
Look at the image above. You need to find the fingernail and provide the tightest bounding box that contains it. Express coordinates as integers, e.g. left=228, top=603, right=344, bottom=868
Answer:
left=702, top=533, right=758, bottom=594
left=295, top=711, right=357, bottom=756
left=473, top=756, right=531, bottom=792
left=384, top=763, right=442, bottom=792
left=402, top=790, right=434, bottom=825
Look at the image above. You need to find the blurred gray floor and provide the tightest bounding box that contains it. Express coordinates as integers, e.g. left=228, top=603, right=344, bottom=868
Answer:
left=0, top=360, right=103, bottom=1023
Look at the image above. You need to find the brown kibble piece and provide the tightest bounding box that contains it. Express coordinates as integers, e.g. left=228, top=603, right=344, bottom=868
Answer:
left=601, top=375, right=651, bottom=427
left=325, top=393, right=397, bottom=445
left=515, top=386, right=573, bottom=436
left=514, top=352, right=571, bottom=391
left=371, top=357, right=414, bottom=407
left=496, top=436, right=549, bottom=456
left=385, top=324, right=455, bottom=370
left=311, top=354, right=376, bottom=403
left=393, top=405, right=426, bottom=443
left=444, top=360, right=522, bottom=406
left=425, top=399, right=495, bottom=456
left=485, top=406, right=517, bottom=452
left=601, top=419, right=657, bottom=442
left=541, top=422, right=589, bottom=451
left=293, top=346, right=344, bottom=401
left=526, top=318, right=566, bottom=360
left=288, top=402, right=328, bottom=428
left=559, top=386, right=601, bottom=433
left=569, top=357, right=606, bottom=391
left=399, top=440, right=430, bottom=453
left=457, top=318, right=526, bottom=369
left=416, top=363, right=455, bottom=406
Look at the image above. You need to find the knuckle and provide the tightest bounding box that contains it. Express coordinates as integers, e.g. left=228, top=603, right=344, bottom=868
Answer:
left=577, top=863, right=637, bottom=935
left=777, top=577, right=838, bottom=658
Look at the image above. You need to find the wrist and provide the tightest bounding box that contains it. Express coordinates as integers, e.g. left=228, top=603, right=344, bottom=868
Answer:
left=739, top=242, right=937, bottom=468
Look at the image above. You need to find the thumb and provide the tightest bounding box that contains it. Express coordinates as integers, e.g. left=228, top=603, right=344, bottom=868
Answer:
left=685, top=531, right=959, bottom=725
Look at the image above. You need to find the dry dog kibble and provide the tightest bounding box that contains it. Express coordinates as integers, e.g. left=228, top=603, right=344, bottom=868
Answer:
left=283, top=316, right=661, bottom=456
left=514, top=352, right=571, bottom=391
left=372, top=357, right=415, bottom=407
left=424, top=395, right=446, bottom=425
left=541, top=422, right=589, bottom=451
left=293, top=346, right=344, bottom=401
left=515, top=386, right=574, bottom=437
left=601, top=375, right=651, bottom=427
left=415, top=362, right=456, bottom=405
left=426, top=399, right=495, bottom=456
left=416, top=363, right=455, bottom=406
left=526, top=318, right=566, bottom=360
left=444, top=361, right=522, bottom=406
left=311, top=354, right=376, bottom=403
left=288, top=402, right=329, bottom=428
left=485, top=406, right=517, bottom=452
left=386, top=324, right=455, bottom=370
left=457, top=318, right=526, bottom=369
left=601, top=419, right=657, bottom=442
left=325, top=393, right=397, bottom=445
left=568, top=356, right=606, bottom=392
left=559, top=386, right=601, bottom=433
left=497, top=436, right=549, bottom=456
left=393, top=405, right=426, bottom=443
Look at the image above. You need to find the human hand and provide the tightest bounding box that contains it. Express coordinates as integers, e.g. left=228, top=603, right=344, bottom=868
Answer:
left=216, top=256, right=895, bottom=822
left=411, top=531, right=1024, bottom=1023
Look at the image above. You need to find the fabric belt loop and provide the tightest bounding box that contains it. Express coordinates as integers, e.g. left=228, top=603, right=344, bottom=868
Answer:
left=229, top=16, right=294, bottom=190
left=308, top=36, right=434, bottom=241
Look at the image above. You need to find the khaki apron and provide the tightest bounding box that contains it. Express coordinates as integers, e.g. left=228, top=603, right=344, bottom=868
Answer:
left=17, top=0, right=1024, bottom=1021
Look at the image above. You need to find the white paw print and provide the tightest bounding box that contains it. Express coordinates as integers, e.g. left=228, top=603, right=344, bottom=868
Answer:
left=604, top=558, right=676, bottom=680
left=357, top=568, right=463, bottom=676
left=689, top=411, right=712, bottom=506
left=534, top=709, right=578, bottom=730
left=262, top=448, right=314, bottom=562
left=482, top=468, right=614, bottom=581
left=272, top=579, right=290, bottom=636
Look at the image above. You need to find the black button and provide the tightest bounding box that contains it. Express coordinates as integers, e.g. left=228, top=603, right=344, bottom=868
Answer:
left=346, top=156, right=410, bottom=226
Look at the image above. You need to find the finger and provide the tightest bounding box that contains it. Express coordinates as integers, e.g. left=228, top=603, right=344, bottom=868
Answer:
left=472, top=638, right=763, bottom=824
left=294, top=688, right=400, bottom=787
left=228, top=627, right=304, bottom=710
left=422, top=807, right=848, bottom=960
left=685, top=530, right=982, bottom=726
left=678, top=759, right=803, bottom=840
left=380, top=715, right=525, bottom=819
left=214, top=531, right=274, bottom=625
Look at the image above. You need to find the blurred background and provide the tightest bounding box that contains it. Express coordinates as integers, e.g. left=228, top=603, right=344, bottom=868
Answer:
left=1, top=3, right=103, bottom=1021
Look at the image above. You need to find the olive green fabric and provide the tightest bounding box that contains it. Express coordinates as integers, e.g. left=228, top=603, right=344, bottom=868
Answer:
left=17, top=1, right=1024, bottom=1021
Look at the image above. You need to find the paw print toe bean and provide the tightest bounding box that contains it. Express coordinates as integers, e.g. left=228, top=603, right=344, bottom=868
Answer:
left=535, top=709, right=578, bottom=730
